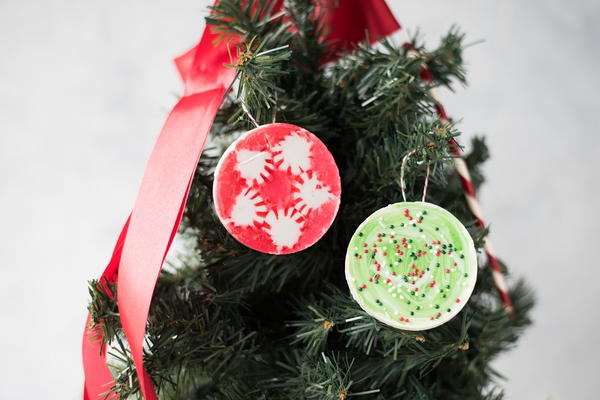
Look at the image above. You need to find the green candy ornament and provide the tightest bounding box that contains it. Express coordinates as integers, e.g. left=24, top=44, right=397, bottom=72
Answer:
left=345, top=151, right=477, bottom=330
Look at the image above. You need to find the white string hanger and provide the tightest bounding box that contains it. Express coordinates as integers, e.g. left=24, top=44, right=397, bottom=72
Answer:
left=400, top=149, right=430, bottom=202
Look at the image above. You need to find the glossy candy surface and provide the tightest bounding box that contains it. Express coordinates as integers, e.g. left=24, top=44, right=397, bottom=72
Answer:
left=345, top=202, right=477, bottom=330
left=213, top=123, right=341, bottom=254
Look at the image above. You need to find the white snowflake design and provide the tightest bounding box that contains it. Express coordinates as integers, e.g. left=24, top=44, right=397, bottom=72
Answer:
left=264, top=209, right=304, bottom=251
left=228, top=188, right=267, bottom=227
left=272, top=132, right=312, bottom=174
left=293, top=171, right=333, bottom=212
left=235, top=149, right=273, bottom=184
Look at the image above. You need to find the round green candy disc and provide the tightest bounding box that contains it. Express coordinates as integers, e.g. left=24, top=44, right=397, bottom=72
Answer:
left=345, top=202, right=477, bottom=331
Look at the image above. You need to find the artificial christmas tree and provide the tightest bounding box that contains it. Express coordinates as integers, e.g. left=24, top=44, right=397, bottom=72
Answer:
left=85, top=1, right=533, bottom=398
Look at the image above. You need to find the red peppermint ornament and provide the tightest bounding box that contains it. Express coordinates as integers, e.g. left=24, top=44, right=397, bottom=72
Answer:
left=213, top=123, right=341, bottom=254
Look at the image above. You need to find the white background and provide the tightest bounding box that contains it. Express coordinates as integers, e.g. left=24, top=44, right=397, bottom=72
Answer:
left=1, top=1, right=599, bottom=399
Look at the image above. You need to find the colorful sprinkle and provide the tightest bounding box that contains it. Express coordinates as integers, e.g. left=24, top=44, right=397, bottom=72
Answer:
left=346, top=202, right=477, bottom=331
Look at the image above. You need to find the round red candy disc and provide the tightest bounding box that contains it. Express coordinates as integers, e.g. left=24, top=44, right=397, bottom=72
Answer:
left=213, top=123, right=341, bottom=254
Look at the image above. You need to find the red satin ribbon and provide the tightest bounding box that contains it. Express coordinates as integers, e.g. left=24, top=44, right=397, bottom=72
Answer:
left=82, top=2, right=399, bottom=399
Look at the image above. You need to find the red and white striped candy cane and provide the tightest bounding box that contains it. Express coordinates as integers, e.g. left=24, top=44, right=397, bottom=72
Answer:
left=407, top=47, right=514, bottom=315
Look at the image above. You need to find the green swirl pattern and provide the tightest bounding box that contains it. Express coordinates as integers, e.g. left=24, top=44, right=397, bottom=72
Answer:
left=345, top=202, right=477, bottom=331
